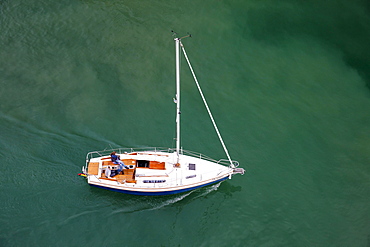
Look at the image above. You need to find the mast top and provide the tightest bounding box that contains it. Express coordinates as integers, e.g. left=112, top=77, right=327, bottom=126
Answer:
left=172, top=30, right=192, bottom=40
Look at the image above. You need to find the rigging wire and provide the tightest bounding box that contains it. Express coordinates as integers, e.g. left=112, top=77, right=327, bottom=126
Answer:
left=179, top=40, right=235, bottom=168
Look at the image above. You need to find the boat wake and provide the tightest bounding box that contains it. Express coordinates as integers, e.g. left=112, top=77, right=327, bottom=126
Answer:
left=146, top=191, right=194, bottom=211
left=146, top=182, right=222, bottom=211
left=188, top=182, right=221, bottom=201
left=108, top=183, right=222, bottom=215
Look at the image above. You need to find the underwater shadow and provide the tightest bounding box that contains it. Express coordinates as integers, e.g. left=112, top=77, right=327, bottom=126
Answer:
left=87, top=180, right=242, bottom=214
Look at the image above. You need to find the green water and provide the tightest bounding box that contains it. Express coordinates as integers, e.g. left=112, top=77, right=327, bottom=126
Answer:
left=1, top=0, right=370, bottom=246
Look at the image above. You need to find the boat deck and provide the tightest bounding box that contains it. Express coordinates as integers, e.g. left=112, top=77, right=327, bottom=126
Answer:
left=83, top=149, right=238, bottom=195
left=101, top=172, right=136, bottom=183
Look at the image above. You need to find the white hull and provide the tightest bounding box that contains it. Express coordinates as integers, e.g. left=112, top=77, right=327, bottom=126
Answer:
left=83, top=148, right=238, bottom=196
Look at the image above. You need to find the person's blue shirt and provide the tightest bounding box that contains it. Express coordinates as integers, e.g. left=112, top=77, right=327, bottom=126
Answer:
left=110, top=152, right=129, bottom=172
left=111, top=154, right=120, bottom=163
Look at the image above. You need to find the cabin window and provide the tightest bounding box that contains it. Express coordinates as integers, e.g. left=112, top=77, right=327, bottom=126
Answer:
left=137, top=160, right=150, bottom=168
left=189, top=163, right=196, bottom=170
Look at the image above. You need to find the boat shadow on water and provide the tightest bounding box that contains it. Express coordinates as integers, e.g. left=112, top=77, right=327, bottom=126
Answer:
left=88, top=181, right=242, bottom=214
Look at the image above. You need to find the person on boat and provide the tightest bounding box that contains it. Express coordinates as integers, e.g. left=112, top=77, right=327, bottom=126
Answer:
left=110, top=152, right=129, bottom=173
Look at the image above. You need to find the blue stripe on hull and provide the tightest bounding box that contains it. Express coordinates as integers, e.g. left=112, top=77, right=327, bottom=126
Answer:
left=89, top=176, right=229, bottom=196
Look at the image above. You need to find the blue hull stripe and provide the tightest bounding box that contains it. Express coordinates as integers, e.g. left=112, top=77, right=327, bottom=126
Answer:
left=89, top=176, right=229, bottom=196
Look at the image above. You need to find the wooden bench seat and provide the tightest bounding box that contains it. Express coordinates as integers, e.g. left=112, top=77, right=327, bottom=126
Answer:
left=102, top=159, right=136, bottom=167
left=115, top=174, right=136, bottom=184
left=149, top=161, right=165, bottom=170
left=87, top=162, right=99, bottom=175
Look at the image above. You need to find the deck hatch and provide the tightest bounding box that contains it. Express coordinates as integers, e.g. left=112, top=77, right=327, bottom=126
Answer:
left=137, top=160, right=149, bottom=168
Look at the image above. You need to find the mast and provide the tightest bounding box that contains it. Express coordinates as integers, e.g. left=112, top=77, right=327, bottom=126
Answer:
left=175, top=38, right=181, bottom=157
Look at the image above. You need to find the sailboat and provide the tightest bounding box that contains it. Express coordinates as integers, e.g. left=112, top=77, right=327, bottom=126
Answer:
left=80, top=35, right=245, bottom=196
